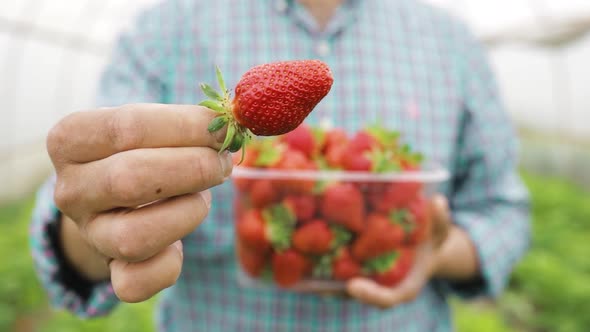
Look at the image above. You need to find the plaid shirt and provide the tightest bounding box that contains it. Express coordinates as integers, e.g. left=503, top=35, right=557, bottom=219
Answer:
left=30, top=0, right=530, bottom=331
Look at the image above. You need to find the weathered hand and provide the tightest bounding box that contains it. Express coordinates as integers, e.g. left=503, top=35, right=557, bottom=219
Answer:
left=47, top=104, right=233, bottom=302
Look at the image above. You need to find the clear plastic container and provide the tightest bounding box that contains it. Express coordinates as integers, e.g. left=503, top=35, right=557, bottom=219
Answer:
left=232, top=164, right=449, bottom=292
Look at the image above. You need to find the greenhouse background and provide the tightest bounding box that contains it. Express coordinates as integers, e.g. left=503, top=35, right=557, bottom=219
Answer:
left=1, top=1, right=589, bottom=331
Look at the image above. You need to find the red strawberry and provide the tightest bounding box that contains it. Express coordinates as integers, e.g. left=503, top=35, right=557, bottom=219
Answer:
left=275, top=149, right=317, bottom=194
left=280, top=123, right=317, bottom=159
left=236, top=239, right=269, bottom=277
left=320, top=183, right=365, bottom=232
left=325, top=144, right=347, bottom=169
left=396, top=195, right=431, bottom=245
left=272, top=249, right=312, bottom=287
left=332, top=247, right=362, bottom=281
left=351, top=213, right=405, bottom=261
left=364, top=249, right=414, bottom=287
left=312, top=246, right=361, bottom=281
left=369, top=181, right=423, bottom=212
left=340, top=132, right=380, bottom=171
left=249, top=180, right=279, bottom=208
left=292, top=220, right=351, bottom=255
left=322, top=128, right=348, bottom=153
left=235, top=206, right=296, bottom=252
left=199, top=60, right=333, bottom=160
left=283, top=195, right=317, bottom=222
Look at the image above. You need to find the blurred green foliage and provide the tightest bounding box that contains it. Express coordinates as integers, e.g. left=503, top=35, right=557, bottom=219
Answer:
left=0, top=172, right=588, bottom=331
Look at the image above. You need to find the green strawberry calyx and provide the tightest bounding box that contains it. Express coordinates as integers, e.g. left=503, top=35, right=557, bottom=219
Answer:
left=199, top=66, right=252, bottom=163
left=262, top=204, right=297, bottom=251
left=363, top=251, right=399, bottom=274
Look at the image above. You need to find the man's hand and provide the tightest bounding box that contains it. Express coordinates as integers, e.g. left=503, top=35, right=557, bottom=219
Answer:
left=346, top=195, right=477, bottom=308
left=46, top=104, right=233, bottom=303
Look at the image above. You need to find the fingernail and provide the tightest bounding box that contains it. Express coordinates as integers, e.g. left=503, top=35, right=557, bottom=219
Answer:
left=174, top=240, right=183, bottom=259
left=200, top=190, right=212, bottom=209
left=219, top=151, right=233, bottom=178
left=213, top=126, right=229, bottom=144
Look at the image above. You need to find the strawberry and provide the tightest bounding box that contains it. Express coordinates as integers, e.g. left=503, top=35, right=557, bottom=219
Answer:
left=275, top=149, right=317, bottom=195
left=272, top=249, right=312, bottom=287
left=396, top=195, right=431, bottom=245
left=292, top=220, right=351, bottom=255
left=236, top=239, right=269, bottom=277
left=282, top=195, right=317, bottom=222
left=249, top=180, right=279, bottom=208
left=320, top=183, right=365, bottom=232
left=235, top=205, right=296, bottom=252
left=369, top=181, right=423, bottom=212
left=351, top=213, right=405, bottom=261
left=312, top=246, right=361, bottom=281
left=332, top=247, right=362, bottom=281
left=199, top=60, right=333, bottom=161
left=280, top=123, right=318, bottom=159
left=363, top=249, right=414, bottom=287
left=340, top=132, right=379, bottom=171
left=322, top=128, right=348, bottom=154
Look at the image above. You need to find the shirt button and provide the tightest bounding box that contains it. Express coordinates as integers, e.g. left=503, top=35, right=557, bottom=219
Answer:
left=316, top=41, right=331, bottom=57
left=275, top=0, right=288, bottom=13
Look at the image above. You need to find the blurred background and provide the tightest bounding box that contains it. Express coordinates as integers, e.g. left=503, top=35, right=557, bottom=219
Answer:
left=1, top=0, right=589, bottom=331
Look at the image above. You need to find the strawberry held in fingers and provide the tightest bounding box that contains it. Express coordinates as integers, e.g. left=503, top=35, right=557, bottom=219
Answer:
left=199, top=60, right=334, bottom=159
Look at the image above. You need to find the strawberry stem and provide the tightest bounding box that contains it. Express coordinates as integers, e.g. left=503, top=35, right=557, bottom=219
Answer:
left=199, top=66, right=250, bottom=160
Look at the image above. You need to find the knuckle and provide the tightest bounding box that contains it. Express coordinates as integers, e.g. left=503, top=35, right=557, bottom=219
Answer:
left=113, top=223, right=143, bottom=261
left=107, top=106, right=144, bottom=151
left=53, top=179, right=77, bottom=212
left=194, top=152, right=223, bottom=187
left=107, top=158, right=142, bottom=206
left=46, top=117, right=73, bottom=162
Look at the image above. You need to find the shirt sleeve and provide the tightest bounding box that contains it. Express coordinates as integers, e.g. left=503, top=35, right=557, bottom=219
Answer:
left=30, top=176, right=119, bottom=317
left=29, top=6, right=172, bottom=317
left=444, top=25, right=531, bottom=299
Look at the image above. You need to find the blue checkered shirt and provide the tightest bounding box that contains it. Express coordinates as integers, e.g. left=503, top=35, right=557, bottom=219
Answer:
left=30, top=0, right=530, bottom=331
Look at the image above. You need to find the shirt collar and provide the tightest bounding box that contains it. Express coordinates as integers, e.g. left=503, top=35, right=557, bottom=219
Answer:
left=271, top=0, right=360, bottom=14
left=272, top=0, right=360, bottom=37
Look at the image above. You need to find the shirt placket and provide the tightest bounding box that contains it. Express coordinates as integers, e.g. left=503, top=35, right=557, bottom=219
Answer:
left=272, top=0, right=359, bottom=58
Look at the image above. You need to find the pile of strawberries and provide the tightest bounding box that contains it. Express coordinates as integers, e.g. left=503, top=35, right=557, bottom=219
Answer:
left=232, top=124, right=429, bottom=289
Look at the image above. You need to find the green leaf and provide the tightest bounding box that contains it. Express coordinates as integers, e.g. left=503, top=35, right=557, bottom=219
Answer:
left=207, top=116, right=228, bottom=133
left=215, top=65, right=228, bottom=97
left=199, top=100, right=226, bottom=113
left=199, top=83, right=223, bottom=101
